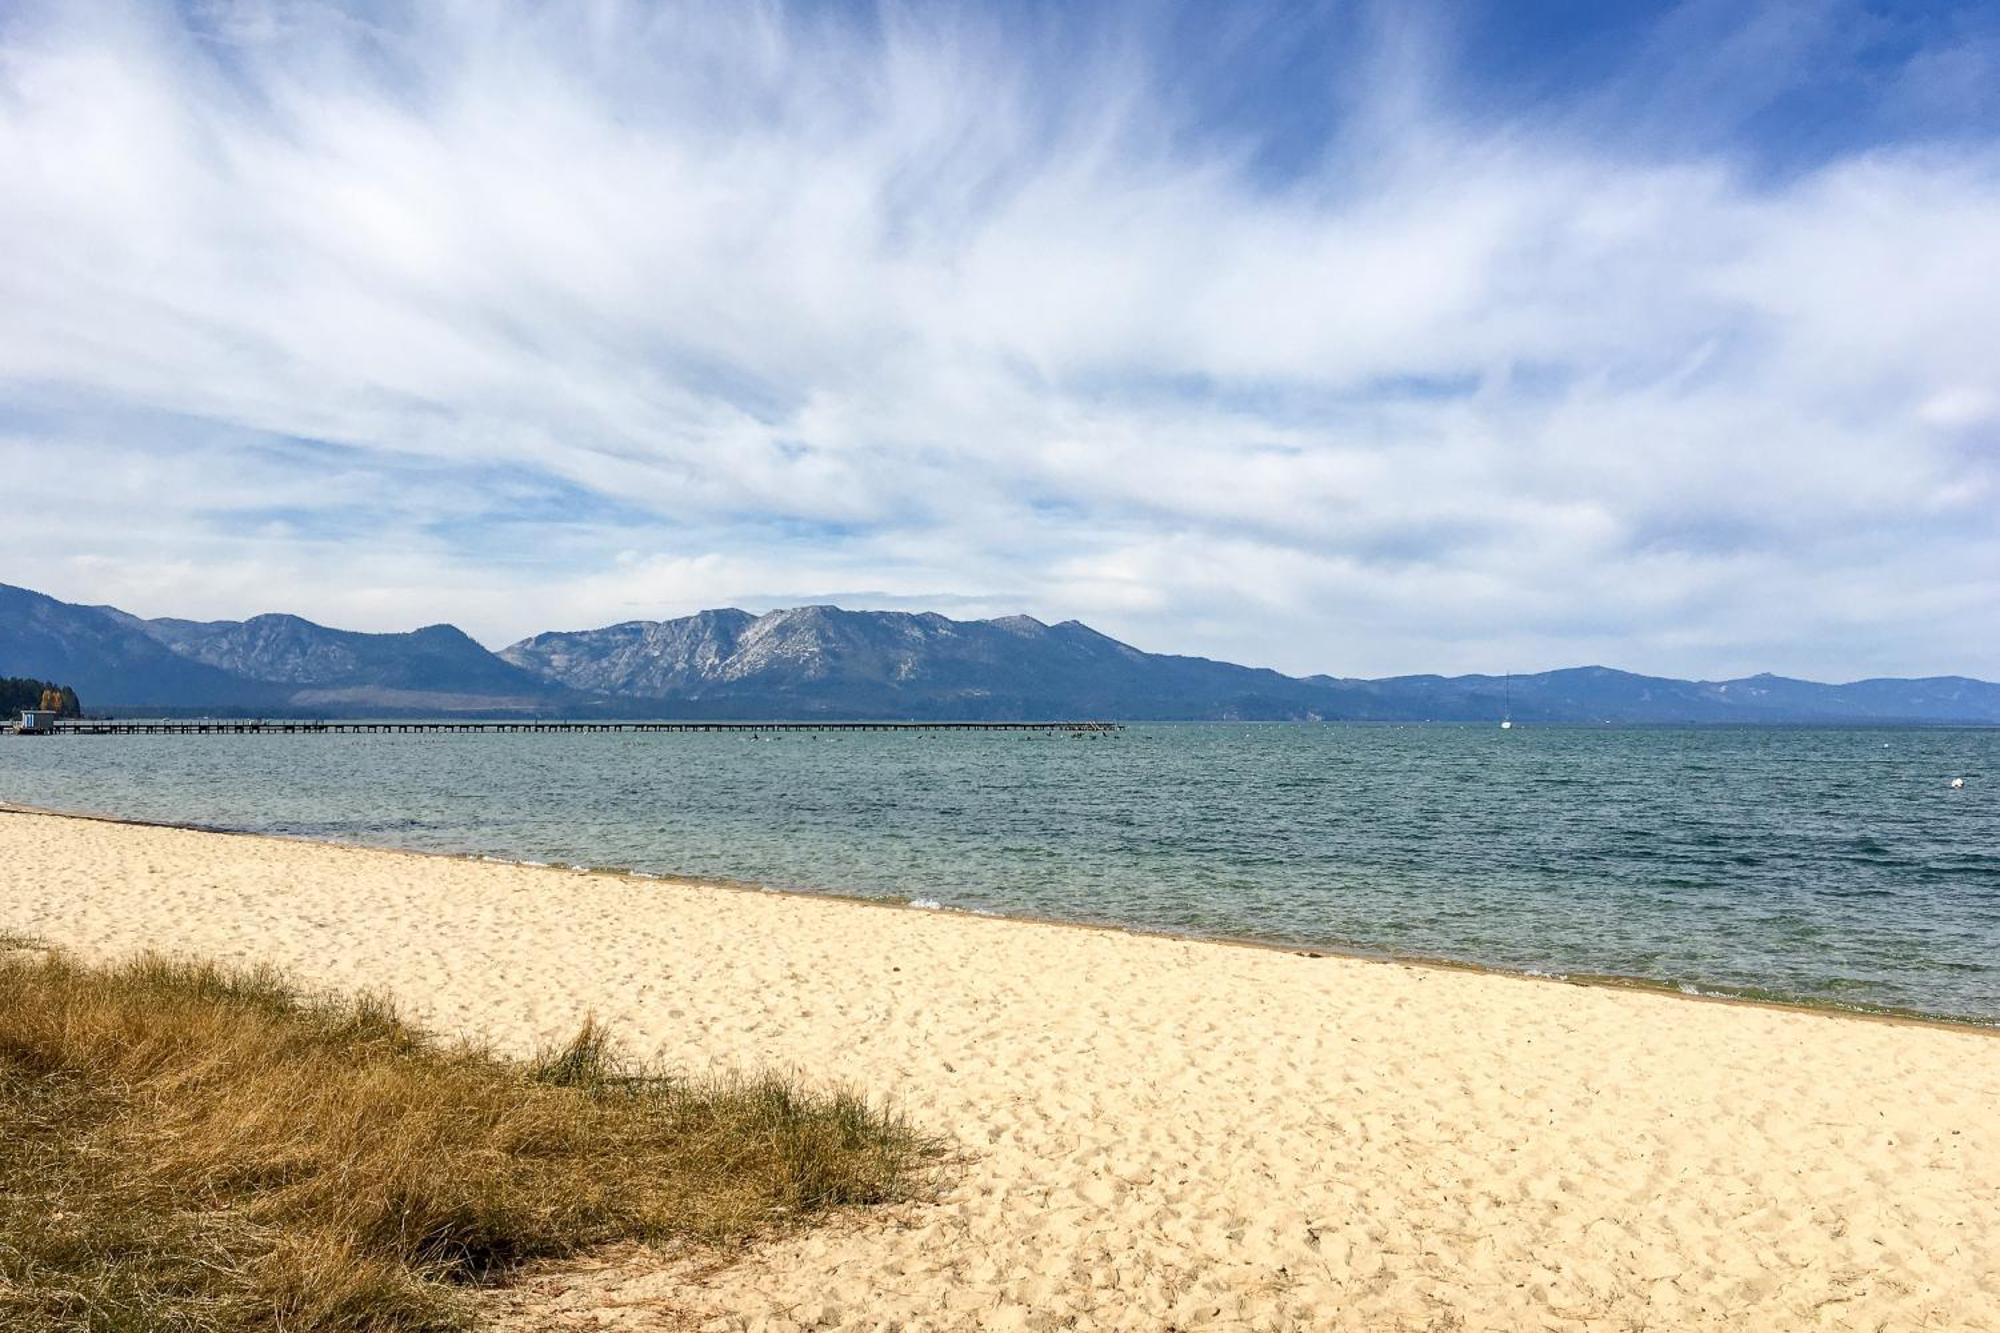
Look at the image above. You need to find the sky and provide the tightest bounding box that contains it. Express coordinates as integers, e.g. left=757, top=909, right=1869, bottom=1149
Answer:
left=2, top=0, right=1997, bottom=681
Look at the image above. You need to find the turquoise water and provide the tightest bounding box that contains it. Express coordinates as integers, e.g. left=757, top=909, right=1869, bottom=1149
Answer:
left=2, top=724, right=1995, bottom=1022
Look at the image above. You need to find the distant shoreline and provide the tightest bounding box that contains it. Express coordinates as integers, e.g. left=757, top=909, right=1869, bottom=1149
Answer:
left=19, top=713, right=2000, bottom=729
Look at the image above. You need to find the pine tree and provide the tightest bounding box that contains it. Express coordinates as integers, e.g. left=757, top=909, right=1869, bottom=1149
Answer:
left=2, top=678, right=83, bottom=717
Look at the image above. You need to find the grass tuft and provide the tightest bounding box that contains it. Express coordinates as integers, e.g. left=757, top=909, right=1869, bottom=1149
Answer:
left=530, top=1015, right=619, bottom=1090
left=0, top=942, right=938, bottom=1332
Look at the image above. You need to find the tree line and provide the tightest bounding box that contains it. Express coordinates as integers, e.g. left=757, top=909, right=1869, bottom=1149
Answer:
left=1, top=678, right=82, bottom=717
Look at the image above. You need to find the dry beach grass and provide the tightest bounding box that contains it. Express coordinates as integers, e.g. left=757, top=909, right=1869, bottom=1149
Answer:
left=0, top=935, right=932, bottom=1332
left=2, top=806, right=1998, bottom=1330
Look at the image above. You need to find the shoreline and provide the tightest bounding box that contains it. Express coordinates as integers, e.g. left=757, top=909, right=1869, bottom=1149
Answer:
left=4, top=797, right=1992, bottom=1037
left=5, top=799, right=1997, bottom=1329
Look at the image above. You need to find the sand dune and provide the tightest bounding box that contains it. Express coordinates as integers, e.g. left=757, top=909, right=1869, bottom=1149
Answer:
left=2, top=806, right=1995, bottom=1330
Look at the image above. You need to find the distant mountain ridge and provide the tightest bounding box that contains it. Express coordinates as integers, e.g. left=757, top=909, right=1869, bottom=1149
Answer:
left=107, top=609, right=553, bottom=705
left=0, top=584, right=560, bottom=714
left=1313, top=665, right=2000, bottom=725
left=2, top=582, right=1996, bottom=722
left=0, top=584, right=280, bottom=710
left=499, top=605, right=1330, bottom=719
left=504, top=607, right=2000, bottom=723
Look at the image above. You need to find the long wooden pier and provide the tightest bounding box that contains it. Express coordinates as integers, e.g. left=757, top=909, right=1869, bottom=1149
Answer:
left=49, top=719, right=1122, bottom=736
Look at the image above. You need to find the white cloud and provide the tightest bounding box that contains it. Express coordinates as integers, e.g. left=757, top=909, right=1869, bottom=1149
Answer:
left=0, top=0, right=1995, bottom=679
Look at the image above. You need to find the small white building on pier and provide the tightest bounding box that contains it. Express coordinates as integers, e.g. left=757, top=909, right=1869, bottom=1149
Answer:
left=17, top=709, right=57, bottom=734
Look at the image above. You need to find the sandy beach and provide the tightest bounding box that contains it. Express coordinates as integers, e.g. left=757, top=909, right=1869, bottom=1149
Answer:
left=2, top=806, right=1995, bottom=1331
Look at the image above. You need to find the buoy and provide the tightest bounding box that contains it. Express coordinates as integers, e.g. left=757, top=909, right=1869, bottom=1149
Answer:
left=1950, top=777, right=1966, bottom=789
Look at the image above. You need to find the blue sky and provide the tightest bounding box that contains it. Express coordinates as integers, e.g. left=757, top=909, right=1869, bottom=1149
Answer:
left=2, top=0, right=1996, bottom=678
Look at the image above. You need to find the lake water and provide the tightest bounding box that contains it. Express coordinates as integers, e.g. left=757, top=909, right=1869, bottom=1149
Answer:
left=3, top=724, right=1995, bottom=1022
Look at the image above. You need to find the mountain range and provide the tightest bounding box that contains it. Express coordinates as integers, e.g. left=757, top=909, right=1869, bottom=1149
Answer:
left=3, top=581, right=1997, bottom=724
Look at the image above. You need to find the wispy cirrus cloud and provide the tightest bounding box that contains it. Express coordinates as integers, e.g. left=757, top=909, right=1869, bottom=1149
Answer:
left=1, top=0, right=1995, bottom=677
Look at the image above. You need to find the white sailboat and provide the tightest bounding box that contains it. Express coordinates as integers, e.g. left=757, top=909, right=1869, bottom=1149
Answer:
left=1500, top=672, right=1513, bottom=729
